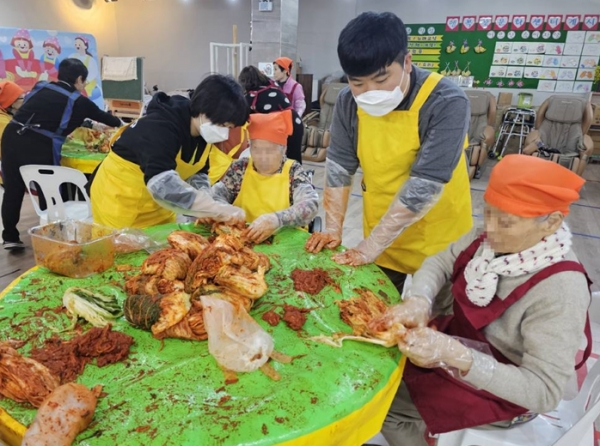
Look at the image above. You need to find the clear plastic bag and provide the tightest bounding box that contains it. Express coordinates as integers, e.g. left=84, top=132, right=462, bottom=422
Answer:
left=114, top=229, right=162, bottom=254
left=201, top=295, right=274, bottom=373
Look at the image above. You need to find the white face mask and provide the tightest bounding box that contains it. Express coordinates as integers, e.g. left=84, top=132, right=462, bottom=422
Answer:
left=199, top=118, right=229, bottom=143
left=353, top=67, right=407, bottom=117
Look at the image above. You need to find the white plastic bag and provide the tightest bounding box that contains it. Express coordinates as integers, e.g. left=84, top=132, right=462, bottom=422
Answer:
left=201, top=295, right=274, bottom=373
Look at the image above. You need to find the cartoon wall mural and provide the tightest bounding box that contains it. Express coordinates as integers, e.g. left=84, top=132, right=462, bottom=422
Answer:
left=0, top=27, right=104, bottom=108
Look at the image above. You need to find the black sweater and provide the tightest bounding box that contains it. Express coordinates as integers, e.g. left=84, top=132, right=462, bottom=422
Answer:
left=111, top=92, right=209, bottom=184
left=1, top=81, right=121, bottom=157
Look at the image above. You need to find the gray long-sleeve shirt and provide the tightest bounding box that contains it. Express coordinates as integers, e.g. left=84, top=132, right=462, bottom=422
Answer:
left=327, top=67, right=470, bottom=185
left=411, top=227, right=590, bottom=414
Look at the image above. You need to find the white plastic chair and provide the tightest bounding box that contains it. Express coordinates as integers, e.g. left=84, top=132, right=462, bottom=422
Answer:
left=19, top=165, right=91, bottom=225
left=436, top=357, right=600, bottom=446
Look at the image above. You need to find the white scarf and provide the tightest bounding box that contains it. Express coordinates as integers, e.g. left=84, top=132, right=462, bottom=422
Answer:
left=464, top=223, right=572, bottom=307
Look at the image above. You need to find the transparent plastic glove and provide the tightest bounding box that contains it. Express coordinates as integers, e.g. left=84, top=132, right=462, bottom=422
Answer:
left=305, top=158, right=352, bottom=253
left=201, top=295, right=274, bottom=373
left=244, top=213, right=280, bottom=244
left=187, top=172, right=210, bottom=191
left=305, top=186, right=350, bottom=253
left=334, top=177, right=443, bottom=266
left=368, top=296, right=433, bottom=334
left=147, top=170, right=245, bottom=223
left=397, top=327, right=474, bottom=372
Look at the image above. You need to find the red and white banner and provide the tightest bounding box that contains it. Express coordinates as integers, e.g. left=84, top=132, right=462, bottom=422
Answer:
left=462, top=16, right=477, bottom=31
left=545, top=14, right=563, bottom=31
left=445, top=16, right=460, bottom=32
left=477, top=15, right=493, bottom=31
left=494, top=15, right=509, bottom=31
left=529, top=15, right=545, bottom=31
left=511, top=15, right=527, bottom=31
left=582, top=14, right=599, bottom=31
left=564, top=14, right=580, bottom=30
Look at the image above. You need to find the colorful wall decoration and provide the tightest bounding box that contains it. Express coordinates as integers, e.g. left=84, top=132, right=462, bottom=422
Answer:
left=406, top=14, right=600, bottom=94
left=0, top=27, right=104, bottom=108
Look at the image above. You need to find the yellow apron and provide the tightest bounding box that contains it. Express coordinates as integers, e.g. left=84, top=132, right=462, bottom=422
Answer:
left=233, top=158, right=293, bottom=223
left=208, top=124, right=249, bottom=185
left=357, top=72, right=472, bottom=275
left=91, top=145, right=209, bottom=229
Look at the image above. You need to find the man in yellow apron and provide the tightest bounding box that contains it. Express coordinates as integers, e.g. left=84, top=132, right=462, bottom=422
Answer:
left=90, top=75, right=249, bottom=229
left=306, top=12, right=472, bottom=291
left=204, top=110, right=318, bottom=243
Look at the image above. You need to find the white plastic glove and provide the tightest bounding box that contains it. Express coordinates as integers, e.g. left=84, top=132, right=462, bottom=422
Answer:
left=305, top=186, right=349, bottom=253
left=333, top=177, right=444, bottom=267
left=189, top=191, right=245, bottom=224
left=243, top=213, right=280, bottom=244
left=368, top=296, right=432, bottom=335
left=147, top=170, right=245, bottom=223
left=398, top=327, right=473, bottom=373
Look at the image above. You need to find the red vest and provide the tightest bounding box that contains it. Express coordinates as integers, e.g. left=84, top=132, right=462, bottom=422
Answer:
left=402, top=235, right=592, bottom=434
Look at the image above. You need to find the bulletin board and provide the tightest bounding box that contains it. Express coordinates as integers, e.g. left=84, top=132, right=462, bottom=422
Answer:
left=0, top=27, right=105, bottom=109
left=406, top=14, right=600, bottom=94
left=101, top=57, right=144, bottom=101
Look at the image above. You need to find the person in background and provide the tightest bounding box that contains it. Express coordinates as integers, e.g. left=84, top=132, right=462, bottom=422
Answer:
left=370, top=155, right=591, bottom=446
left=273, top=57, right=306, bottom=117
left=90, top=74, right=248, bottom=230
left=305, top=12, right=472, bottom=294
left=203, top=110, right=318, bottom=244
left=1, top=58, right=121, bottom=250
left=0, top=81, right=24, bottom=154
left=205, top=124, right=250, bottom=185
left=238, top=65, right=303, bottom=163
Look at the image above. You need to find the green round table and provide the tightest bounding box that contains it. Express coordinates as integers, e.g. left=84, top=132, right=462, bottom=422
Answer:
left=0, top=225, right=404, bottom=446
left=61, top=139, right=107, bottom=174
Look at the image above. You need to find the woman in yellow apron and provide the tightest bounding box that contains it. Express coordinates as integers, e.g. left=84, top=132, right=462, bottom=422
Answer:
left=306, top=12, right=472, bottom=292
left=90, top=75, right=249, bottom=229
left=203, top=110, right=318, bottom=243
left=207, top=123, right=249, bottom=184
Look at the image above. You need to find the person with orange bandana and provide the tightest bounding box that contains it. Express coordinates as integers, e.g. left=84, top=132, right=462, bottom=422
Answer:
left=203, top=110, right=318, bottom=243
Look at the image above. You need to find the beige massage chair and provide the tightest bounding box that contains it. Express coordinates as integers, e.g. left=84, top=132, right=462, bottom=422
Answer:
left=464, top=90, right=497, bottom=180
left=523, top=95, right=594, bottom=176
left=301, top=83, right=346, bottom=162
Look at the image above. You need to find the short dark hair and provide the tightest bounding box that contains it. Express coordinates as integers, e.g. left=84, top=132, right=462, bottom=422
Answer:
left=58, top=58, right=88, bottom=85
left=338, top=12, right=408, bottom=77
left=238, top=66, right=271, bottom=92
left=190, top=74, right=249, bottom=126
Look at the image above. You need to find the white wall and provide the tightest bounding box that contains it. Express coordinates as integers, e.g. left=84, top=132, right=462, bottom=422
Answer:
left=0, top=0, right=120, bottom=57
left=113, top=0, right=251, bottom=92
left=297, top=0, right=600, bottom=103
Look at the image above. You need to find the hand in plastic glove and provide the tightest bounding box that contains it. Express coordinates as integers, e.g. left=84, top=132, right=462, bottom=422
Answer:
left=243, top=214, right=280, bottom=244
left=305, top=230, right=342, bottom=253
left=195, top=217, right=214, bottom=226
left=397, top=327, right=473, bottom=372
left=332, top=247, right=369, bottom=266
left=368, top=297, right=432, bottom=335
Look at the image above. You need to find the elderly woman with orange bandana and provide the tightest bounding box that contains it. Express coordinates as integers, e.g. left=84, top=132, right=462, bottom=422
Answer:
left=204, top=110, right=318, bottom=243
left=370, top=155, right=592, bottom=446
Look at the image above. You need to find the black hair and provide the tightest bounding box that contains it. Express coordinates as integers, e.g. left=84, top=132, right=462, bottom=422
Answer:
left=238, top=66, right=271, bottom=92
left=190, top=74, right=249, bottom=126
left=58, top=58, right=88, bottom=85
left=337, top=11, right=408, bottom=77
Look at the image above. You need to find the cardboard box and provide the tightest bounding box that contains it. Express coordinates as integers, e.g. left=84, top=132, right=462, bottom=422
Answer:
left=497, top=92, right=513, bottom=107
